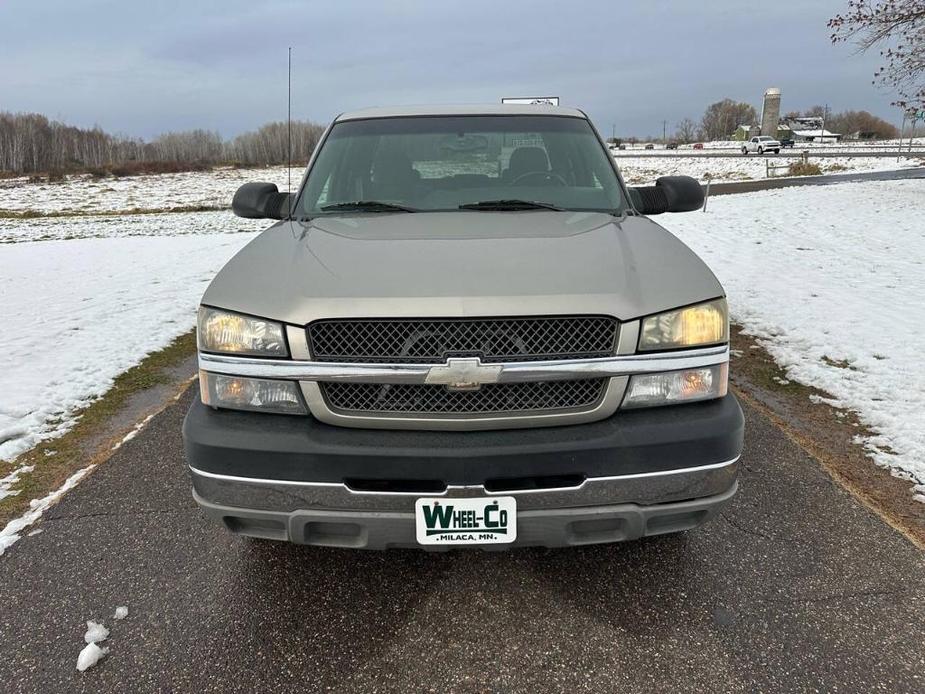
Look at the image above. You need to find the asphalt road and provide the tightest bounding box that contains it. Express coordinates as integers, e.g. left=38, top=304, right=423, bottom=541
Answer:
left=708, top=165, right=925, bottom=196
left=1, top=387, right=923, bottom=693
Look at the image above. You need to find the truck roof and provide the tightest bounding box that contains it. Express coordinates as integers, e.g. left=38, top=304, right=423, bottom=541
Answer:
left=335, top=103, right=587, bottom=122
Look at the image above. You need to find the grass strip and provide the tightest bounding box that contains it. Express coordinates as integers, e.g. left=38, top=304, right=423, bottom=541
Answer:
left=0, top=204, right=227, bottom=220
left=0, top=331, right=197, bottom=526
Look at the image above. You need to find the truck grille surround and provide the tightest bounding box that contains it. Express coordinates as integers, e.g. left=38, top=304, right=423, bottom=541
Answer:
left=307, top=316, right=617, bottom=363
left=323, top=379, right=608, bottom=415
left=308, top=316, right=617, bottom=417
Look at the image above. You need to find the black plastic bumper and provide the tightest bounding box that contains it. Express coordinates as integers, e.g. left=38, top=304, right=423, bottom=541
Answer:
left=182, top=393, right=744, bottom=486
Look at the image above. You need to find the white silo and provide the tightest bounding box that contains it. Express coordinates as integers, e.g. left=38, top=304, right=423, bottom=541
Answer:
left=761, top=88, right=781, bottom=137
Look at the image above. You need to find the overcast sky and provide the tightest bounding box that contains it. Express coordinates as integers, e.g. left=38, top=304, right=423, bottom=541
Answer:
left=0, top=0, right=896, bottom=139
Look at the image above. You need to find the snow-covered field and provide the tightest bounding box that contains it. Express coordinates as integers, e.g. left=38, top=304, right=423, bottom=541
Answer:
left=1, top=142, right=921, bottom=220
left=0, top=165, right=292, bottom=214
left=660, top=179, right=925, bottom=498
left=0, top=209, right=265, bottom=243
left=616, top=154, right=921, bottom=185
left=0, top=233, right=258, bottom=461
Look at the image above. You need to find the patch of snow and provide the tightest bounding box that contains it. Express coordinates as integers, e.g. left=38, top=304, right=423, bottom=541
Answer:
left=76, top=642, right=109, bottom=672
left=660, top=179, right=925, bottom=495
left=0, top=233, right=258, bottom=462
left=0, top=464, right=34, bottom=501
left=0, top=465, right=96, bottom=556
left=113, top=606, right=129, bottom=620
left=84, top=620, right=109, bottom=644
left=26, top=527, right=42, bottom=536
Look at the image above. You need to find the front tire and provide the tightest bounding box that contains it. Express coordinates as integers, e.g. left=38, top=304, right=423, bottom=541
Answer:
left=774, top=149, right=780, bottom=154
left=742, top=147, right=748, bottom=155
left=758, top=146, right=764, bottom=154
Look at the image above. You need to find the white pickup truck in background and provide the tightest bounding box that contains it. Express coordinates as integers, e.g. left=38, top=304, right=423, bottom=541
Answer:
left=742, top=136, right=781, bottom=155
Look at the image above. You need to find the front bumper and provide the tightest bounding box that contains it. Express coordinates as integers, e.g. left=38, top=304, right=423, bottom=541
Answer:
left=183, top=393, right=744, bottom=548
left=192, top=481, right=737, bottom=549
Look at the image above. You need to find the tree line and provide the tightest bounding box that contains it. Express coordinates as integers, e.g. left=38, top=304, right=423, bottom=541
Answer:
left=667, top=99, right=900, bottom=143
left=0, top=111, right=325, bottom=174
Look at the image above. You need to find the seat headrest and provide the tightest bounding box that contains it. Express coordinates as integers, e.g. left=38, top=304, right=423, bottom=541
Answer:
left=508, top=147, right=549, bottom=176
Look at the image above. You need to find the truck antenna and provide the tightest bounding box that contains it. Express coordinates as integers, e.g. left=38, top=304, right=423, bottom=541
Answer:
left=287, top=46, right=292, bottom=220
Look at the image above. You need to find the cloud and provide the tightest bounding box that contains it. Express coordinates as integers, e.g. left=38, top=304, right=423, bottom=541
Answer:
left=0, top=0, right=900, bottom=138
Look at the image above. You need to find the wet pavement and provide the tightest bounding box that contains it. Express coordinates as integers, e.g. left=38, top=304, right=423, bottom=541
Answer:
left=1, top=387, right=923, bottom=693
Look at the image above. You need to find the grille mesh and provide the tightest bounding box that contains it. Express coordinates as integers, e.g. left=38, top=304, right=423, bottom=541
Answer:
left=322, top=380, right=607, bottom=415
left=307, top=316, right=617, bottom=364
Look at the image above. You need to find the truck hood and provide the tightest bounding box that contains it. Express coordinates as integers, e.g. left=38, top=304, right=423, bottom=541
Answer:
left=202, top=211, right=724, bottom=324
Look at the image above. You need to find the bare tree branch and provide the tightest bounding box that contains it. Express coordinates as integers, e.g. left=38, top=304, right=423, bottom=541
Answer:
left=829, top=1, right=925, bottom=111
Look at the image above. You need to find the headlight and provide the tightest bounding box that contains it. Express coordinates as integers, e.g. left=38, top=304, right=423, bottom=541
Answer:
left=621, top=363, right=728, bottom=409
left=638, top=299, right=728, bottom=351
left=199, top=371, right=307, bottom=414
left=197, top=306, right=288, bottom=356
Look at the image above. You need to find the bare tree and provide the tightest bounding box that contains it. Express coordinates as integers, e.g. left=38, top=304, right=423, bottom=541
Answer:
left=829, top=1, right=925, bottom=111
left=674, top=118, right=699, bottom=143
left=700, top=99, right=758, bottom=141
left=0, top=111, right=324, bottom=174
left=225, top=121, right=324, bottom=166
left=827, top=109, right=899, bottom=137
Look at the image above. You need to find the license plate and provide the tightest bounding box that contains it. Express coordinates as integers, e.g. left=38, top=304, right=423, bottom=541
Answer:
left=415, top=496, right=517, bottom=545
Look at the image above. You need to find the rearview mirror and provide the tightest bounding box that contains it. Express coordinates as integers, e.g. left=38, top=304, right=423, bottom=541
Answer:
left=232, top=182, right=295, bottom=220
left=628, top=175, right=704, bottom=215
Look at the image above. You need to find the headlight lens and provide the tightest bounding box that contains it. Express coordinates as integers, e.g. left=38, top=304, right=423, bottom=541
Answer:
left=197, top=306, right=288, bottom=356
left=638, top=299, right=728, bottom=351
left=621, top=363, right=728, bottom=409
left=199, top=371, right=307, bottom=414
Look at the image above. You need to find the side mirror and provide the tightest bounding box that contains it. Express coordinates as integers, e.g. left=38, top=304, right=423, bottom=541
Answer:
left=628, top=175, right=704, bottom=215
left=232, top=182, right=294, bottom=220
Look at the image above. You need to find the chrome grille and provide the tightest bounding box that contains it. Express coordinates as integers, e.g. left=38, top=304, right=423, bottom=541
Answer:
left=307, top=316, right=618, bottom=363
left=321, top=379, right=607, bottom=416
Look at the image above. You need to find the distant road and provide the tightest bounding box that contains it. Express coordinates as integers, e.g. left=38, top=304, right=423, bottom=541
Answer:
left=613, top=149, right=925, bottom=159
left=706, top=166, right=925, bottom=196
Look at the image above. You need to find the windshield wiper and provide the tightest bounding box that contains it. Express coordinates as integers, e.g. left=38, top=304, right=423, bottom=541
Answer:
left=458, top=199, right=563, bottom=211
left=320, top=201, right=418, bottom=213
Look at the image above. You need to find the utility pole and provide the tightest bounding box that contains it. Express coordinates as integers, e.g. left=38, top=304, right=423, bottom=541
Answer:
left=908, top=113, right=914, bottom=152
left=612, top=123, right=616, bottom=142
left=819, top=104, right=828, bottom=146
left=662, top=120, right=667, bottom=143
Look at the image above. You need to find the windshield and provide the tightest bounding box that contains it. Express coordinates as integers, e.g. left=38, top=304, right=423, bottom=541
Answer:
left=297, top=115, right=625, bottom=216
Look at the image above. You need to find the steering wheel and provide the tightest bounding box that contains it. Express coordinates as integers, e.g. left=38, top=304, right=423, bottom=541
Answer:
left=512, top=170, right=568, bottom=187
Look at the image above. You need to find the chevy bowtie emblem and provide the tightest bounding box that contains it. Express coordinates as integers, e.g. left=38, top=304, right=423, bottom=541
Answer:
left=425, top=357, right=503, bottom=391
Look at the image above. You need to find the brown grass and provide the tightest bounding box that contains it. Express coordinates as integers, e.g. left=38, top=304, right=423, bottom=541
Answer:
left=0, top=204, right=225, bottom=220
left=108, top=160, right=212, bottom=177
left=788, top=161, right=823, bottom=177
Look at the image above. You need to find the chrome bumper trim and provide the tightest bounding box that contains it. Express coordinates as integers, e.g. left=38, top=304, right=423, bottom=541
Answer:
left=198, top=345, right=729, bottom=384
left=189, top=457, right=739, bottom=513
